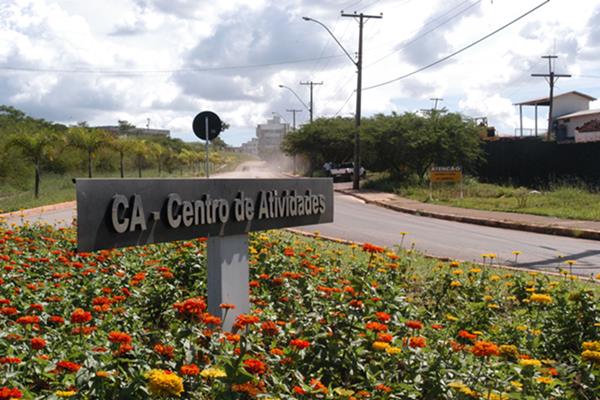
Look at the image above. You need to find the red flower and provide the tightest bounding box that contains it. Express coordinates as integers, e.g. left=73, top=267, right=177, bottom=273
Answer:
left=49, top=315, right=65, bottom=324
left=375, top=384, right=392, bottom=393
left=0, top=357, right=22, bottom=364
left=70, top=308, right=92, bottom=324
left=458, top=330, right=478, bottom=341
left=219, top=303, right=236, bottom=310
left=377, top=333, right=393, bottom=343
left=431, top=324, right=444, bottom=330
left=375, top=312, right=391, bottom=322
left=310, top=378, right=328, bottom=394
left=290, top=339, right=311, bottom=350
left=283, top=247, right=295, bottom=257
left=293, top=386, right=306, bottom=395
left=243, top=358, right=267, bottom=375
left=30, top=337, right=47, bottom=350
left=362, top=243, right=385, bottom=253
left=108, top=331, right=132, bottom=344
left=154, top=344, right=175, bottom=359
left=56, top=360, right=81, bottom=373
left=261, top=321, right=280, bottom=336
left=180, top=364, right=200, bottom=376
left=16, top=315, right=39, bottom=325
left=0, top=387, right=23, bottom=399
left=0, top=307, right=17, bottom=316
left=408, top=336, right=427, bottom=348
left=173, top=297, right=207, bottom=320
left=405, top=320, right=423, bottom=330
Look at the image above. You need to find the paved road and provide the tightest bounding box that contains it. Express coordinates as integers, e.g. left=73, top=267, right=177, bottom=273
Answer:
left=3, top=161, right=599, bottom=276
left=301, top=193, right=600, bottom=277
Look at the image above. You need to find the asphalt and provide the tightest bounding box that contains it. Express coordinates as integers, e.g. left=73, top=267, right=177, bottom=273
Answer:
left=334, top=183, right=600, bottom=241
left=2, top=183, right=600, bottom=244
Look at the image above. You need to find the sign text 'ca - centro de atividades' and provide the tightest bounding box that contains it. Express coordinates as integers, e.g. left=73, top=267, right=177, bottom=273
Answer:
left=76, top=178, right=333, bottom=252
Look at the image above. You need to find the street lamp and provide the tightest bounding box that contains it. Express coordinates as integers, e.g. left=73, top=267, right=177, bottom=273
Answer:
left=303, top=12, right=381, bottom=190
left=278, top=84, right=312, bottom=122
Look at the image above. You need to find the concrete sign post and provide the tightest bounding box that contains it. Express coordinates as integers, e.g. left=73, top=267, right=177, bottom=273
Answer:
left=76, top=178, right=333, bottom=330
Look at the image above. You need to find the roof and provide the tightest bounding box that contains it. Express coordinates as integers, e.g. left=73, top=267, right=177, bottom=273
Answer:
left=513, top=91, right=597, bottom=106
left=556, top=108, right=600, bottom=120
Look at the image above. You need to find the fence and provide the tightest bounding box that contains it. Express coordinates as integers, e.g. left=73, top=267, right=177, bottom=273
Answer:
left=478, top=138, right=600, bottom=187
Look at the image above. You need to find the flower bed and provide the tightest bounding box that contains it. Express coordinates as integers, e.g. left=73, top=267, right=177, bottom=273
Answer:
left=0, top=223, right=598, bottom=399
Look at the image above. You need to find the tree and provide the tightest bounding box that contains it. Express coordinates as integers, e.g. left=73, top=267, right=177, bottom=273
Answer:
left=109, top=137, right=136, bottom=178
left=117, top=120, right=136, bottom=136
left=130, top=139, right=150, bottom=178
left=282, top=117, right=354, bottom=175
left=7, top=123, right=58, bottom=198
left=148, top=142, right=167, bottom=176
left=67, top=124, right=112, bottom=178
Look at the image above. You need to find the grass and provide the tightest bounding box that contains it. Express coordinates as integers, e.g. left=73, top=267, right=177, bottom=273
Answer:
left=365, top=173, right=600, bottom=221
left=0, top=152, right=253, bottom=213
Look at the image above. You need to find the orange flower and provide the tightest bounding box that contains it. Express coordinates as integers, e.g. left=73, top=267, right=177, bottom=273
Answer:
left=458, top=330, right=478, bottom=341
left=375, top=312, right=391, bottom=322
left=234, top=314, right=260, bottom=329
left=471, top=341, right=500, bottom=357
left=310, top=378, right=328, bottom=394
left=173, top=297, right=207, bottom=320
left=154, top=344, right=175, bottom=359
left=219, top=303, right=236, bottom=310
left=16, top=315, right=39, bottom=325
left=290, top=339, right=311, bottom=350
left=362, top=243, right=385, bottom=253
left=56, top=360, right=81, bottom=373
left=107, top=331, right=132, bottom=344
left=408, top=336, right=427, bottom=348
left=375, top=384, right=392, bottom=393
left=377, top=333, right=394, bottom=343
left=180, top=364, right=200, bottom=376
left=365, top=321, right=388, bottom=332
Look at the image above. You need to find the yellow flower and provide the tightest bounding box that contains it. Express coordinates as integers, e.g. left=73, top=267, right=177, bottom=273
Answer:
left=490, top=275, right=501, bottom=281
left=499, top=345, right=519, bottom=358
left=488, top=393, right=509, bottom=400
left=469, top=268, right=481, bottom=273
left=583, top=341, right=600, bottom=352
left=529, top=293, right=552, bottom=304
left=334, top=387, right=355, bottom=396
left=536, top=376, right=553, bottom=384
left=512, top=250, right=522, bottom=255
left=510, top=381, right=523, bottom=390
left=516, top=325, right=527, bottom=331
left=581, top=350, right=600, bottom=364
left=55, top=391, right=77, bottom=397
left=449, top=261, right=460, bottom=267
left=146, top=369, right=184, bottom=397
left=386, top=346, right=402, bottom=355
left=452, top=269, right=463, bottom=275
left=565, top=259, right=576, bottom=265
left=200, top=367, right=227, bottom=379
left=483, top=295, right=493, bottom=302
left=450, top=280, right=462, bottom=287
left=372, top=341, right=390, bottom=351
left=96, top=370, right=110, bottom=378
left=446, top=314, right=459, bottom=322
left=519, top=359, right=541, bottom=367
left=530, top=329, right=541, bottom=336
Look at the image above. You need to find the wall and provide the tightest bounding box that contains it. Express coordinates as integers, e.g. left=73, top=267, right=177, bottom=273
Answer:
left=553, top=95, right=590, bottom=118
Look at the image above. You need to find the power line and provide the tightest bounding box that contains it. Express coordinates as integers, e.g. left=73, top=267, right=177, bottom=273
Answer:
left=364, top=0, right=550, bottom=91
left=366, top=0, right=483, bottom=68
left=334, top=90, right=356, bottom=117
left=0, top=53, right=348, bottom=75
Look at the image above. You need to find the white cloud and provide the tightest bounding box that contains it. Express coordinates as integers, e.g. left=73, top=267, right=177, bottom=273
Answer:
left=0, top=0, right=600, bottom=146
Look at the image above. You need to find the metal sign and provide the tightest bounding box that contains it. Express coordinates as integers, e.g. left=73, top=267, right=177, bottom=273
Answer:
left=430, top=166, right=462, bottom=183
left=76, top=178, right=333, bottom=252
left=193, top=111, right=222, bottom=141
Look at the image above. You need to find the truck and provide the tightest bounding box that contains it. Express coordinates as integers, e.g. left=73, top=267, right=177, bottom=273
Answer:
left=327, top=162, right=366, bottom=182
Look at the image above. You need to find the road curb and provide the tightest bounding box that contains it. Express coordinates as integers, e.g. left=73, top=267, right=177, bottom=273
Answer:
left=335, top=189, right=600, bottom=242
left=0, top=201, right=76, bottom=219
left=287, top=228, right=597, bottom=282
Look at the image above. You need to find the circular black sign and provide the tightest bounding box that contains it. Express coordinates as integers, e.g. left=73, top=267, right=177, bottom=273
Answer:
left=192, top=111, right=222, bottom=141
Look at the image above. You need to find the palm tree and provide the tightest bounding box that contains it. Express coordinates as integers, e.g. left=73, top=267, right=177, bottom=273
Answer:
left=110, top=137, right=135, bottom=178
left=130, top=139, right=150, bottom=178
left=7, top=123, right=58, bottom=198
left=67, top=124, right=111, bottom=178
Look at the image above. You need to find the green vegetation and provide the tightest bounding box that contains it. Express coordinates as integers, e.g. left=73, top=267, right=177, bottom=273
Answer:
left=0, top=105, right=251, bottom=213
left=282, top=110, right=483, bottom=178
left=366, top=173, right=600, bottom=221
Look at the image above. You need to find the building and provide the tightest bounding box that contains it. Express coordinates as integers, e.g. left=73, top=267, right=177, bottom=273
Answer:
left=95, top=125, right=170, bottom=137
left=255, top=116, right=289, bottom=157
left=239, top=137, right=259, bottom=155
left=514, top=91, right=598, bottom=141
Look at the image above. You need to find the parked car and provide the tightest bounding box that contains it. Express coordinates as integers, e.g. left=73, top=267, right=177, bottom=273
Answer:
left=326, top=162, right=366, bottom=182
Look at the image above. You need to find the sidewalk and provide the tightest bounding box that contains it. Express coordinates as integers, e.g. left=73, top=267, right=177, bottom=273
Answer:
left=336, top=186, right=600, bottom=241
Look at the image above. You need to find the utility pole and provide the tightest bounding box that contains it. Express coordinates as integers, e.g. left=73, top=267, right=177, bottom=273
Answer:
left=532, top=55, right=571, bottom=141
left=299, top=81, right=323, bottom=122
left=341, top=11, right=382, bottom=190
left=286, top=109, right=302, bottom=130
left=430, top=97, right=443, bottom=111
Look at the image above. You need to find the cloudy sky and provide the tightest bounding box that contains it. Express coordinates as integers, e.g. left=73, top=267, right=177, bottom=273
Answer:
left=1, top=0, right=600, bottom=145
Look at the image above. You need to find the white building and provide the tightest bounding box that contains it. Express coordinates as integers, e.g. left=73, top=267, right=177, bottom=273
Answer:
left=256, top=116, right=289, bottom=157
left=514, top=91, right=598, bottom=141
left=240, top=137, right=259, bottom=155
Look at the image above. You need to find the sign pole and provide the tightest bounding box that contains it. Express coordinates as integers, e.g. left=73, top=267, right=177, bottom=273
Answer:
left=205, top=117, right=210, bottom=178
